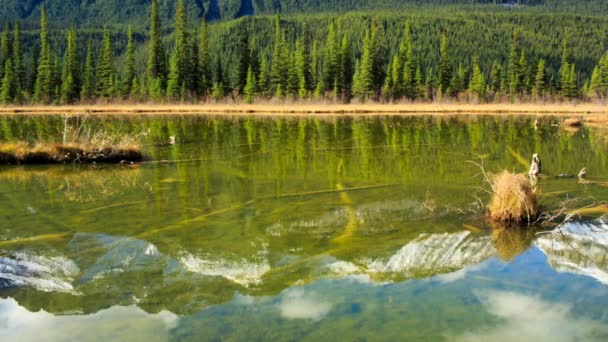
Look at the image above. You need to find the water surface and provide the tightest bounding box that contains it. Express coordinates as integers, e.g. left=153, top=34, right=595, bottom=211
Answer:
left=0, top=115, right=607, bottom=341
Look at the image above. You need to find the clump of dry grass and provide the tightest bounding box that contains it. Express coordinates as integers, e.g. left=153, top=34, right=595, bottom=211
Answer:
left=0, top=136, right=142, bottom=164
left=563, top=117, right=582, bottom=128
left=488, top=171, right=539, bottom=224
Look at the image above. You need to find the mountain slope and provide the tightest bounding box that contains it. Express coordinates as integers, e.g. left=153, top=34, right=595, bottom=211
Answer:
left=0, top=0, right=604, bottom=28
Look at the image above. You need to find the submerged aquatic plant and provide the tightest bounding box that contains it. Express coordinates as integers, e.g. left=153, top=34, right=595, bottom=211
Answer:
left=488, top=171, right=539, bottom=225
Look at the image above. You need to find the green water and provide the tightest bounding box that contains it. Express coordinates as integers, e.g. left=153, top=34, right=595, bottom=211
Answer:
left=0, top=115, right=607, bottom=341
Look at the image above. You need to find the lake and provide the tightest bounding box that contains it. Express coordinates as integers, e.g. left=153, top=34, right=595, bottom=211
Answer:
left=0, top=114, right=607, bottom=341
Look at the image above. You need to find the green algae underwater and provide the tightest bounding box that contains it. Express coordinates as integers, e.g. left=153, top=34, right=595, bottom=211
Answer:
left=0, top=114, right=607, bottom=341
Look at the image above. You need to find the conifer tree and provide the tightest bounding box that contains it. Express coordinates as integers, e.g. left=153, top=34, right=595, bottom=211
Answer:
left=244, top=65, right=257, bottom=103
left=489, top=61, right=503, bottom=95
left=507, top=30, right=521, bottom=96
left=339, top=35, right=353, bottom=101
left=439, top=31, right=451, bottom=94
left=237, top=25, right=250, bottom=93
left=173, top=0, right=187, bottom=89
left=0, top=59, right=14, bottom=104
left=147, top=0, right=165, bottom=82
left=560, top=29, right=571, bottom=94
left=199, top=18, right=212, bottom=96
left=34, top=7, right=52, bottom=103
left=296, top=32, right=311, bottom=99
left=270, top=15, right=287, bottom=93
left=468, top=57, right=486, bottom=99
left=532, top=59, right=546, bottom=99
left=258, top=57, right=269, bottom=97
left=167, top=50, right=180, bottom=99
left=0, top=24, right=12, bottom=82
left=519, top=49, right=530, bottom=95
left=81, top=38, right=95, bottom=100
left=12, top=22, right=24, bottom=100
left=590, top=65, right=603, bottom=99
left=124, top=26, right=136, bottom=95
left=60, top=29, right=79, bottom=103
left=96, top=29, right=114, bottom=98
left=402, top=21, right=416, bottom=100
left=323, top=22, right=339, bottom=92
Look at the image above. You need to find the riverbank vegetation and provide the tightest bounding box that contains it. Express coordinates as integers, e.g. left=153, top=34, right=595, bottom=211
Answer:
left=2, top=1, right=608, bottom=106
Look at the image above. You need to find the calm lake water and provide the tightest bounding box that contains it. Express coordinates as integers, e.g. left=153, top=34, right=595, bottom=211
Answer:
left=0, top=114, right=607, bottom=341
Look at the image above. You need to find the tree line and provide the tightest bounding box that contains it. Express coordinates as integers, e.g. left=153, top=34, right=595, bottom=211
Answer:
left=2, top=0, right=608, bottom=105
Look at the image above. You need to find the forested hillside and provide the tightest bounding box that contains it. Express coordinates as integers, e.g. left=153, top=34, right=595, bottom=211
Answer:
left=2, top=0, right=608, bottom=27
left=1, top=0, right=608, bottom=105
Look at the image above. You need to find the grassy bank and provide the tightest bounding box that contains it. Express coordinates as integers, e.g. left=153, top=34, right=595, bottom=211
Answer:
left=0, top=103, right=607, bottom=116
left=0, top=142, right=143, bottom=164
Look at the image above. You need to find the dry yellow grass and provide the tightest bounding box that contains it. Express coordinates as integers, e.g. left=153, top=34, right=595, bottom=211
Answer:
left=488, top=171, right=539, bottom=224
left=0, top=102, right=607, bottom=116
left=0, top=140, right=142, bottom=164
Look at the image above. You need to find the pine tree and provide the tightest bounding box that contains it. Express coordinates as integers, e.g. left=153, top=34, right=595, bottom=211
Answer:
left=270, top=14, right=287, bottom=94
left=0, top=59, right=15, bottom=104
left=518, top=49, right=530, bottom=95
left=449, top=63, right=466, bottom=97
left=258, top=57, right=269, bottom=97
left=81, top=38, right=95, bottom=100
left=339, top=35, right=353, bottom=101
left=355, top=18, right=384, bottom=101
left=402, top=21, right=416, bottom=100
left=60, top=29, right=79, bottom=103
left=532, top=59, right=546, bottom=99
left=295, top=31, right=311, bottom=99
left=560, top=29, right=571, bottom=94
left=507, top=30, right=521, bottom=97
left=199, top=18, right=212, bottom=96
left=173, top=0, right=187, bottom=90
left=12, top=22, right=24, bottom=101
left=124, top=26, right=136, bottom=96
left=147, top=0, right=165, bottom=82
left=96, top=29, right=114, bottom=98
left=166, top=50, right=180, bottom=99
left=590, top=65, right=603, bottom=99
left=489, top=61, right=503, bottom=95
left=468, top=57, right=486, bottom=99
left=414, top=65, right=425, bottom=99
left=323, top=21, right=339, bottom=92
left=563, top=63, right=577, bottom=99
left=237, top=25, right=251, bottom=93
left=244, top=65, right=257, bottom=103
left=439, top=31, right=451, bottom=94
left=34, top=7, right=52, bottom=103
left=0, top=24, right=11, bottom=82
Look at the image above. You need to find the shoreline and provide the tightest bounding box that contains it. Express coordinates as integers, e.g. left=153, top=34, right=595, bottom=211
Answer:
left=0, top=103, right=607, bottom=116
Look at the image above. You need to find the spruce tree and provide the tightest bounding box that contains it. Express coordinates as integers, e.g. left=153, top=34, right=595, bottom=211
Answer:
left=270, top=14, right=286, bottom=94
left=339, top=35, right=353, bottom=101
left=124, top=26, right=136, bottom=96
left=173, top=0, right=187, bottom=89
left=489, top=61, right=503, bottom=95
left=258, top=57, right=269, bottom=97
left=532, top=59, right=546, bottom=99
left=518, top=49, right=530, bottom=95
left=199, top=18, right=212, bottom=95
left=167, top=51, right=180, bottom=99
left=560, top=29, right=571, bottom=94
left=0, top=59, right=14, bottom=104
left=96, top=29, right=114, bottom=98
left=590, top=65, right=603, bottom=99
left=244, top=65, right=257, bottom=103
left=60, top=29, right=79, bottom=103
left=402, top=21, right=416, bottom=100
left=468, top=57, right=486, bottom=99
left=12, top=22, right=24, bottom=101
left=81, top=38, right=95, bottom=100
left=507, top=30, right=521, bottom=97
left=237, top=25, right=250, bottom=93
left=439, top=31, right=451, bottom=94
left=34, top=7, right=52, bottom=103
left=323, top=21, right=339, bottom=93
left=147, top=0, right=165, bottom=82
left=0, top=24, right=11, bottom=83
